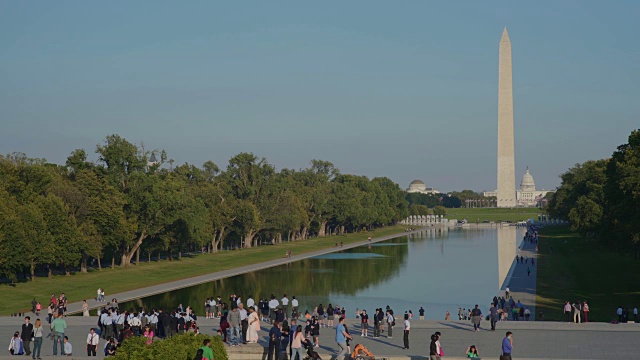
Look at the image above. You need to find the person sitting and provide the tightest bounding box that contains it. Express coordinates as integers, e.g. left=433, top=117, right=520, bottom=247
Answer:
left=8, top=331, right=24, bottom=355
left=105, top=338, right=117, bottom=356
left=466, top=345, right=479, bottom=358
left=63, top=336, right=73, bottom=356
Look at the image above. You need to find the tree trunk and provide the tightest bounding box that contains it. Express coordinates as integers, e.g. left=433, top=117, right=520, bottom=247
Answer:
left=135, top=248, right=140, bottom=265
left=81, top=254, right=88, bottom=273
left=148, top=252, right=151, bottom=262
left=178, top=249, right=182, bottom=260
left=48, top=267, right=52, bottom=278
left=97, top=257, right=102, bottom=271
left=168, top=248, right=173, bottom=261
left=301, top=226, right=308, bottom=240
left=111, top=256, right=115, bottom=269
left=30, top=261, right=35, bottom=280
left=243, top=231, right=256, bottom=248
left=121, top=230, right=148, bottom=267
left=318, top=221, right=328, bottom=237
left=157, top=251, right=161, bottom=261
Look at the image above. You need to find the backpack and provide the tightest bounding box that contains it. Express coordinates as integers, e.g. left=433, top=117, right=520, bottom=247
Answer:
left=193, top=349, right=204, bottom=360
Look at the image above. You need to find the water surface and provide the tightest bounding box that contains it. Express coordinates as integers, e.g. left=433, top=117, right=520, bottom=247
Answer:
left=121, top=227, right=524, bottom=319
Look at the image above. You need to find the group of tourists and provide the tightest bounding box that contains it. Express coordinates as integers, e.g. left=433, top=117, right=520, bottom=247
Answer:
left=615, top=306, right=638, bottom=323
left=562, top=300, right=591, bottom=323
left=9, top=314, right=70, bottom=358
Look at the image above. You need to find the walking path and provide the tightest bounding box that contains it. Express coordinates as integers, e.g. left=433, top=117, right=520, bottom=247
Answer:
left=504, top=233, right=538, bottom=319
left=64, top=228, right=427, bottom=315
left=1, top=317, right=637, bottom=359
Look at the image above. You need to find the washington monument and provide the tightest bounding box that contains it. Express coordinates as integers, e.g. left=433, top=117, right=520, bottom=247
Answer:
left=496, top=27, right=516, bottom=207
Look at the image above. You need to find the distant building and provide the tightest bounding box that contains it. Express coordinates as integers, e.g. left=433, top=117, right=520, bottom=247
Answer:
left=483, top=168, right=554, bottom=207
left=147, top=153, right=159, bottom=168
left=406, top=180, right=439, bottom=195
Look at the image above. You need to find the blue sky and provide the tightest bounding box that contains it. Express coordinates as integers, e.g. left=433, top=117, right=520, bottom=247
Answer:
left=1, top=1, right=638, bottom=192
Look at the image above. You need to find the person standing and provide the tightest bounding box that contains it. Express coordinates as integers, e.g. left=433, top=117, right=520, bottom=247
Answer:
left=21, top=316, right=33, bottom=356
left=402, top=313, right=410, bottom=350
left=239, top=304, right=249, bottom=344
left=32, top=318, right=43, bottom=359
left=429, top=334, right=440, bottom=360
left=247, top=307, right=260, bottom=343
left=572, top=301, right=582, bottom=323
left=471, top=305, right=482, bottom=332
left=505, top=286, right=510, bottom=299
left=386, top=310, right=394, bottom=338
left=334, top=317, right=351, bottom=360
left=267, top=321, right=282, bottom=360
left=199, top=339, right=214, bottom=360
left=86, top=328, right=99, bottom=356
left=373, top=309, right=380, bottom=338
left=360, top=310, right=369, bottom=337
left=291, top=296, right=299, bottom=319
left=419, top=307, right=425, bottom=320
left=501, top=331, right=513, bottom=360
left=291, top=326, right=304, bottom=360
left=489, top=304, right=498, bottom=331
left=228, top=306, right=241, bottom=346
left=281, top=295, right=290, bottom=319
left=583, top=301, right=590, bottom=323
left=564, top=302, right=572, bottom=323
left=51, top=313, right=67, bottom=356
left=82, top=300, right=90, bottom=317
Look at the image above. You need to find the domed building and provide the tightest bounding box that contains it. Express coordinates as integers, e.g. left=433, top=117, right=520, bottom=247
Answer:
left=483, top=167, right=554, bottom=207
left=406, top=180, right=439, bottom=195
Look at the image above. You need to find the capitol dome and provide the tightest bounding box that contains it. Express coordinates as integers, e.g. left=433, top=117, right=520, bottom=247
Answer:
left=520, top=168, right=536, bottom=192
left=408, top=180, right=427, bottom=191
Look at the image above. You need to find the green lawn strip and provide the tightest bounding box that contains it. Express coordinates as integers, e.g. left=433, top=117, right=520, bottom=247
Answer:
left=445, top=208, right=540, bottom=223
left=1, top=226, right=408, bottom=315
left=536, top=226, right=640, bottom=322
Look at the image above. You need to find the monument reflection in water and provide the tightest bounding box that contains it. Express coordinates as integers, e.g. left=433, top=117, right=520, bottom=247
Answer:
left=120, top=227, right=524, bottom=320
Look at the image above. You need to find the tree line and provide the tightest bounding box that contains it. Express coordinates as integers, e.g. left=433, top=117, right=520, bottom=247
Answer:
left=547, top=129, right=640, bottom=248
left=0, top=135, right=409, bottom=281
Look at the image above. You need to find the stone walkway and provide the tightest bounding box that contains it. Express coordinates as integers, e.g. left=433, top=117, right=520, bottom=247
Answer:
left=1, top=317, right=637, bottom=359
left=64, top=228, right=427, bottom=315
left=504, top=234, right=538, bottom=319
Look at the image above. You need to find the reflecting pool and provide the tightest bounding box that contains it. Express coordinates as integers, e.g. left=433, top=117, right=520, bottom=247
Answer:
left=121, top=226, right=524, bottom=320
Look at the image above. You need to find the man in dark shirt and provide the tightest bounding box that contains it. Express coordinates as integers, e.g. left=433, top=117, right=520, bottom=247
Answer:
left=373, top=309, right=380, bottom=338
left=177, top=314, right=186, bottom=334
left=268, top=321, right=282, bottom=360
left=170, top=313, right=178, bottom=338
left=419, top=307, right=425, bottom=320
left=489, top=304, right=499, bottom=331
left=21, top=316, right=33, bottom=356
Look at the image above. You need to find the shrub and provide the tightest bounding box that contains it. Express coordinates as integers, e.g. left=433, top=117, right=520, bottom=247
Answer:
left=113, top=332, right=228, bottom=360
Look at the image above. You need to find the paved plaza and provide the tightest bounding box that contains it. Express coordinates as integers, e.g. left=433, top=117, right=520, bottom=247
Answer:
left=0, top=316, right=638, bottom=359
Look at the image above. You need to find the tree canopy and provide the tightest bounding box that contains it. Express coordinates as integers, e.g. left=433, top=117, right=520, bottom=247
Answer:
left=547, top=129, right=640, bottom=247
left=0, top=135, right=410, bottom=281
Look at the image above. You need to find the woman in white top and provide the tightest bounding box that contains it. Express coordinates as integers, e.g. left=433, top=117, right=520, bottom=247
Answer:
left=82, top=300, right=90, bottom=317
left=246, top=307, right=260, bottom=343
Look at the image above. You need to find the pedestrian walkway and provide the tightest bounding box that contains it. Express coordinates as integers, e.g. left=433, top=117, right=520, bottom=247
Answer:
left=504, top=234, right=538, bottom=319
left=1, top=316, right=637, bottom=359
left=65, top=228, right=426, bottom=315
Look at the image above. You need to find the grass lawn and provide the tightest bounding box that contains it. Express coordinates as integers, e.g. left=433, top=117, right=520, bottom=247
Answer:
left=1, top=226, right=407, bottom=316
left=536, top=227, right=640, bottom=322
left=445, top=207, right=540, bottom=222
